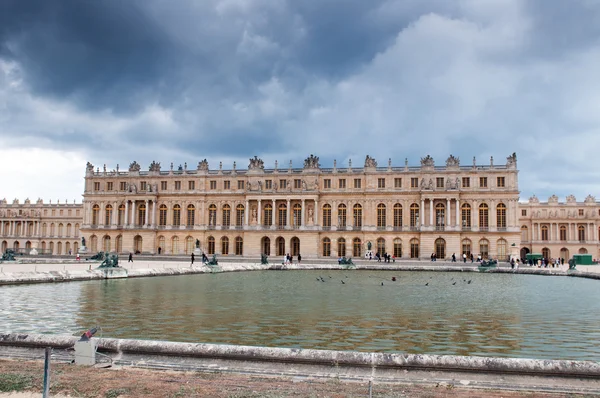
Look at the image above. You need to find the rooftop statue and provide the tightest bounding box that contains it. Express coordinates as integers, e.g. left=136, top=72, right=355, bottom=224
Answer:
left=445, top=154, right=459, bottom=167
left=585, top=194, right=596, bottom=203
left=506, top=152, right=517, bottom=167
left=248, top=156, right=265, bottom=170
left=197, top=159, right=209, bottom=171
left=149, top=161, right=161, bottom=172
left=129, top=161, right=141, bottom=172
left=528, top=195, right=539, bottom=204
left=304, top=154, right=320, bottom=169
left=548, top=194, right=559, bottom=204
left=86, top=162, right=94, bottom=172
left=421, top=155, right=434, bottom=167
left=364, top=155, right=377, bottom=168
left=566, top=194, right=576, bottom=204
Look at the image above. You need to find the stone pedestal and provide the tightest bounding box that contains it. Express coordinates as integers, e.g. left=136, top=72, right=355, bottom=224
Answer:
left=509, top=244, right=519, bottom=261
left=97, top=267, right=128, bottom=279
left=79, top=246, right=88, bottom=254
left=193, top=247, right=202, bottom=255
left=29, top=248, right=38, bottom=256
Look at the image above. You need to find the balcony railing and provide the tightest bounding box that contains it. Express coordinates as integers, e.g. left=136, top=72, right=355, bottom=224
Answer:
left=410, top=226, right=420, bottom=231
left=479, top=227, right=489, bottom=232
left=435, top=225, right=445, bottom=231
left=277, top=225, right=286, bottom=230
left=497, top=227, right=507, bottom=232
left=376, top=226, right=386, bottom=231
left=462, top=227, right=471, bottom=232
left=393, top=226, right=403, bottom=232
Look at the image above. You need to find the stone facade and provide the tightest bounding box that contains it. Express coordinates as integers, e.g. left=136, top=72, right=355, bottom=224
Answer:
left=0, top=198, right=82, bottom=255
left=78, top=154, right=521, bottom=259
left=519, top=194, right=600, bottom=261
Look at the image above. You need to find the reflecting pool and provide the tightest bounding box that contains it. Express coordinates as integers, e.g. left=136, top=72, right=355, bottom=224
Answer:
left=2, top=271, right=599, bottom=361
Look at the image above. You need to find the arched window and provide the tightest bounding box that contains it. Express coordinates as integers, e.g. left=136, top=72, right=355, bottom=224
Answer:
left=353, top=204, right=362, bottom=228
left=221, top=236, right=229, bottom=255
left=435, top=203, right=445, bottom=230
left=118, top=204, right=125, bottom=226
left=462, top=204, right=471, bottom=228
left=338, top=238, right=346, bottom=257
left=58, top=223, right=64, bottom=237
left=138, top=203, right=146, bottom=226
left=496, top=203, right=506, bottom=229
left=103, top=235, right=111, bottom=252
left=541, top=225, right=549, bottom=241
left=208, top=204, right=217, bottom=226
left=276, top=237, right=285, bottom=256
left=66, top=223, right=71, bottom=237
left=579, top=247, right=588, bottom=254
left=42, top=223, right=47, bottom=237
left=207, top=236, right=215, bottom=255
left=92, top=205, right=100, bottom=225
left=49, top=241, right=54, bottom=254
left=187, top=205, right=195, bottom=227
left=185, top=236, right=194, bottom=254
left=521, top=225, right=529, bottom=241
left=222, top=204, right=231, bottom=227
left=159, top=205, right=168, bottom=226
left=393, top=238, right=402, bottom=258
left=235, top=236, right=243, bottom=255
left=50, top=223, right=55, bottom=236
left=90, top=235, right=98, bottom=252
left=542, top=247, right=550, bottom=259
left=261, top=237, right=270, bottom=255
left=133, top=235, right=143, bottom=253
left=479, top=238, right=489, bottom=259
left=479, top=203, right=489, bottom=230
left=393, top=204, right=402, bottom=229
left=291, top=237, right=300, bottom=256
left=410, top=238, right=419, bottom=258
left=263, top=204, right=273, bottom=226
left=158, top=236, right=165, bottom=253
left=497, top=238, right=507, bottom=260
left=560, top=248, right=569, bottom=261
left=435, top=238, right=445, bottom=259
left=116, top=235, right=123, bottom=253
left=410, top=203, right=419, bottom=228
left=293, top=204, right=302, bottom=227
left=353, top=238, right=362, bottom=257
left=64, top=241, right=69, bottom=253
left=74, top=224, right=79, bottom=237
left=322, top=238, right=331, bottom=257
left=338, top=204, right=347, bottom=227
left=377, top=238, right=385, bottom=254
left=377, top=204, right=386, bottom=229
left=171, top=236, right=179, bottom=254
left=462, top=238, right=471, bottom=257
left=56, top=241, right=62, bottom=255
left=278, top=204, right=287, bottom=228
left=578, top=225, right=585, bottom=241
left=105, top=205, right=113, bottom=226
left=172, top=205, right=181, bottom=226
left=236, top=204, right=244, bottom=227
left=322, top=204, right=332, bottom=228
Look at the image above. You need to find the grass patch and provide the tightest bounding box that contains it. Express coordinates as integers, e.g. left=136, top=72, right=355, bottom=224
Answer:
left=105, top=388, right=131, bottom=398
left=0, top=373, right=35, bottom=392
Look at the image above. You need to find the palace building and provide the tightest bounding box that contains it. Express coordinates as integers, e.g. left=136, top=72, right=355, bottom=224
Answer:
left=2, top=153, right=599, bottom=261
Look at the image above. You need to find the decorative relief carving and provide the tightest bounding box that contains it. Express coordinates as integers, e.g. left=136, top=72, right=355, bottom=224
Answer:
left=529, top=195, right=539, bottom=204
left=364, top=155, right=377, bottom=168
left=304, top=154, right=320, bottom=169
left=445, top=155, right=459, bottom=167
left=128, top=161, right=141, bottom=172
left=566, top=195, right=576, bottom=204
left=548, top=194, right=559, bottom=204
left=585, top=194, right=596, bottom=203
left=248, top=156, right=264, bottom=170
left=197, top=159, right=209, bottom=171
left=149, top=161, right=161, bottom=172
left=421, top=155, right=434, bottom=167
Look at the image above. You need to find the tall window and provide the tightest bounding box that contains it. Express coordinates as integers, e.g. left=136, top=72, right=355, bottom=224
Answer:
left=435, top=238, right=445, bottom=259
left=235, top=237, right=243, bottom=255
left=208, top=205, right=217, bottom=226
left=410, top=203, right=419, bottom=228
left=393, top=204, right=402, bottom=228
left=479, top=239, right=489, bottom=259
left=435, top=203, right=445, bottom=230
left=497, top=239, right=507, bottom=260
left=236, top=205, right=244, bottom=227
left=187, top=205, right=195, bottom=227
left=159, top=205, right=168, bottom=226
left=541, top=225, right=549, bottom=241
left=353, top=238, right=362, bottom=257
left=496, top=203, right=506, bottom=229
left=322, top=238, right=331, bottom=256
left=410, top=238, right=419, bottom=258
left=293, top=204, right=302, bottom=227
left=221, top=237, right=229, bottom=255
left=338, top=204, right=347, bottom=227
left=158, top=236, right=165, bottom=253
left=263, top=204, right=272, bottom=226
left=560, top=225, right=567, bottom=241
left=207, top=236, right=215, bottom=254
left=222, top=205, right=231, bottom=227
left=479, top=203, right=489, bottom=229
left=278, top=204, right=287, bottom=227
left=92, top=205, right=99, bottom=225
left=322, top=204, right=332, bottom=228
left=138, top=204, right=146, bottom=226
left=185, top=236, right=194, bottom=254
left=276, top=237, right=285, bottom=256
left=462, top=239, right=471, bottom=257
left=393, top=238, right=402, bottom=258
left=377, top=238, right=385, bottom=254
left=290, top=236, right=299, bottom=256
left=58, top=223, right=63, bottom=237
left=105, top=205, right=113, bottom=226
left=116, top=235, right=123, bottom=253
left=578, top=225, right=585, bottom=241
left=462, top=204, right=471, bottom=228
left=262, top=237, right=270, bottom=255
left=377, top=204, right=386, bottom=229
left=118, top=204, right=125, bottom=226
left=353, top=204, right=362, bottom=227
left=542, top=247, right=550, bottom=259
left=171, top=236, right=179, bottom=254
left=173, top=204, right=181, bottom=226
left=338, top=238, right=346, bottom=257
left=521, top=226, right=528, bottom=241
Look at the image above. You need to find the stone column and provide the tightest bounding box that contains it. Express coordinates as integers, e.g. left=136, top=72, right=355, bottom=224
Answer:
left=420, top=199, right=425, bottom=227
left=151, top=201, right=157, bottom=227
left=429, top=199, right=433, bottom=227
left=314, top=200, right=318, bottom=226
left=112, top=202, right=117, bottom=226
left=455, top=199, right=460, bottom=230
left=145, top=200, right=149, bottom=226
left=245, top=200, right=249, bottom=225
left=124, top=201, right=129, bottom=228
left=287, top=199, right=291, bottom=227
left=446, top=198, right=450, bottom=227
left=473, top=200, right=478, bottom=230
left=272, top=199, right=276, bottom=228
left=301, top=199, right=305, bottom=227
left=537, top=224, right=541, bottom=242
left=258, top=200, right=262, bottom=226
left=10, top=221, right=13, bottom=236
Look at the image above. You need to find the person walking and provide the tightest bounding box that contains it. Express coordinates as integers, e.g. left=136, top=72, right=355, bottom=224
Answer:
left=128, top=253, right=133, bottom=262
left=463, top=253, right=467, bottom=263
left=297, top=253, right=302, bottom=264
left=191, top=253, right=195, bottom=266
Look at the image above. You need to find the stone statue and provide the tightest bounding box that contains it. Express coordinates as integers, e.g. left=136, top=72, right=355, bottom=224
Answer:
left=195, top=239, right=200, bottom=249
left=364, top=155, right=377, bottom=168
left=367, top=241, right=372, bottom=251
left=506, top=152, right=517, bottom=167
left=446, top=177, right=451, bottom=188
left=129, top=161, right=141, bottom=172
left=86, top=162, right=94, bottom=172
left=252, top=207, right=257, bottom=222
left=304, top=154, right=320, bottom=169
left=149, top=161, right=161, bottom=172
left=98, top=254, right=119, bottom=268
left=246, top=181, right=251, bottom=191
left=428, top=179, right=433, bottom=189
left=257, top=181, right=263, bottom=191
left=248, top=156, right=264, bottom=170
left=197, top=159, right=209, bottom=171
left=1, top=249, right=16, bottom=261
left=308, top=207, right=314, bottom=222
left=261, top=254, right=269, bottom=265
left=455, top=177, right=460, bottom=189
left=81, top=237, right=86, bottom=247
left=445, top=155, right=459, bottom=167
left=420, top=155, right=434, bottom=167
left=420, top=178, right=426, bottom=189
left=302, top=180, right=307, bottom=190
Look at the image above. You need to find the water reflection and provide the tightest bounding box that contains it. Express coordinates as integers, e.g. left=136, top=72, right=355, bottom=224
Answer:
left=2, top=271, right=600, bottom=361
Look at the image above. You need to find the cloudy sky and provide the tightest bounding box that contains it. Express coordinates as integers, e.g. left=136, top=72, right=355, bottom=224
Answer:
left=1, top=0, right=600, bottom=204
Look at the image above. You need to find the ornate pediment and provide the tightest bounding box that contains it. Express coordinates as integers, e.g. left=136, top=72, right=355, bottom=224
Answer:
left=304, top=154, right=320, bottom=169
left=197, top=159, right=209, bottom=171
left=548, top=194, right=559, bottom=204
left=128, top=161, right=141, bottom=172
left=421, top=155, right=434, bottom=167
left=248, top=156, right=264, bottom=170
left=12, top=198, right=19, bottom=204
left=585, top=194, right=596, bottom=203
left=149, top=161, right=161, bottom=172
left=445, top=155, right=459, bottom=168
left=506, top=152, right=517, bottom=168
left=24, top=198, right=30, bottom=204
left=364, top=155, right=377, bottom=168
left=86, top=162, right=94, bottom=172
left=529, top=195, right=539, bottom=204
left=566, top=194, right=576, bottom=204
